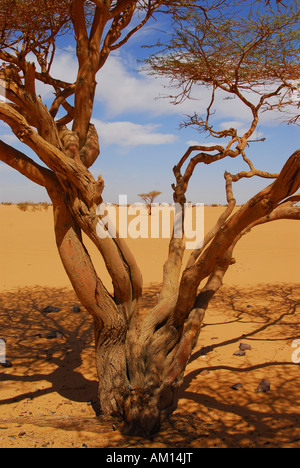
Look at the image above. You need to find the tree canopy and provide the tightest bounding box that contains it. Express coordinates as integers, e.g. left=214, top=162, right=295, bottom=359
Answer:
left=138, top=191, right=162, bottom=214
left=146, top=0, right=300, bottom=128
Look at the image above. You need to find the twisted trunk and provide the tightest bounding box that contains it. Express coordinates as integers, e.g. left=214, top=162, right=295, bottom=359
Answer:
left=95, top=297, right=205, bottom=436
left=47, top=185, right=199, bottom=435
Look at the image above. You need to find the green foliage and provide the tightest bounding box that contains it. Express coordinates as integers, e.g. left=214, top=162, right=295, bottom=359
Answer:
left=146, top=0, right=300, bottom=127
left=147, top=0, right=299, bottom=88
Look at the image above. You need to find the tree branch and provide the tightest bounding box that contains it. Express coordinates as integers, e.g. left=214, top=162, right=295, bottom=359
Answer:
left=174, top=149, right=300, bottom=327
left=187, top=172, right=236, bottom=268
left=69, top=195, right=139, bottom=310
left=0, top=103, right=100, bottom=206
left=0, top=67, right=61, bottom=147
left=0, top=95, right=141, bottom=309
left=50, top=188, right=117, bottom=328
left=243, top=204, right=300, bottom=230
left=71, top=0, right=89, bottom=65
left=0, top=139, right=56, bottom=188
left=229, top=149, right=279, bottom=182
left=78, top=123, right=100, bottom=168
left=49, top=86, right=76, bottom=120
left=109, top=0, right=135, bottom=18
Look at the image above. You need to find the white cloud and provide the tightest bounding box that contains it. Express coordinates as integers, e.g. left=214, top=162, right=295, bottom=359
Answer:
left=220, top=120, right=264, bottom=139
left=95, top=54, right=168, bottom=117
left=186, top=140, right=224, bottom=147
left=92, top=119, right=177, bottom=149
left=0, top=132, right=19, bottom=145
left=50, top=50, right=78, bottom=83
left=0, top=121, right=20, bottom=145
left=31, top=50, right=78, bottom=101
left=94, top=53, right=215, bottom=118
left=220, top=120, right=245, bottom=130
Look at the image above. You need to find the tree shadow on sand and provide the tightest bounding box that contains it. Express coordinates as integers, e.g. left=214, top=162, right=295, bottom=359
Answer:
left=172, top=283, right=300, bottom=448
left=0, top=283, right=300, bottom=447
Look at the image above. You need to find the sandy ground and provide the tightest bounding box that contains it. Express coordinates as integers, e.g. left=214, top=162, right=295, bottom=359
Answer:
left=0, top=205, right=299, bottom=448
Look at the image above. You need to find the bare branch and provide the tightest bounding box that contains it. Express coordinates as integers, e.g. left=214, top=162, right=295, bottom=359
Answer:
left=174, top=149, right=300, bottom=327
left=109, top=0, right=137, bottom=18
left=49, top=86, right=76, bottom=120
left=0, top=67, right=62, bottom=147
left=247, top=204, right=300, bottom=228
left=229, top=149, right=280, bottom=182
left=277, top=193, right=300, bottom=207
left=78, top=123, right=100, bottom=168
left=0, top=102, right=100, bottom=205
left=71, top=0, right=89, bottom=64
left=50, top=188, right=112, bottom=325
left=109, top=3, right=153, bottom=52
left=186, top=172, right=236, bottom=268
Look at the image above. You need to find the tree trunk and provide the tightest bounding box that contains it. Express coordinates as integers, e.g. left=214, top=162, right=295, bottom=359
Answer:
left=93, top=294, right=206, bottom=436
left=94, top=303, right=177, bottom=435
left=48, top=187, right=193, bottom=435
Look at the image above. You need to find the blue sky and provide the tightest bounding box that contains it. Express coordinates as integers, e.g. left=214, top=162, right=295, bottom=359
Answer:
left=0, top=10, right=299, bottom=205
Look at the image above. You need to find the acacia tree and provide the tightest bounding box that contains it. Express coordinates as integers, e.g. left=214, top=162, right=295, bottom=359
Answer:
left=0, top=0, right=299, bottom=437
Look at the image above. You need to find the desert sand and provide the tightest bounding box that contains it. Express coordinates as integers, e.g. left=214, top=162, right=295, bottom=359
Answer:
left=0, top=204, right=299, bottom=448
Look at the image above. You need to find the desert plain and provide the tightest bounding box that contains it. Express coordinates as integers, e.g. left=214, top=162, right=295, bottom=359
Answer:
left=0, top=204, right=299, bottom=448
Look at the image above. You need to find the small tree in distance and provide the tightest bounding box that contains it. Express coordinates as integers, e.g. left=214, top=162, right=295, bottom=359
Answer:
left=138, top=191, right=162, bottom=215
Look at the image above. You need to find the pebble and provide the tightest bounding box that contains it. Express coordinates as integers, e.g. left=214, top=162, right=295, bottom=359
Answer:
left=46, top=331, right=63, bottom=340
left=0, top=360, right=13, bottom=368
left=233, top=350, right=246, bottom=357
left=42, top=306, right=60, bottom=314
left=233, top=343, right=252, bottom=356
left=239, top=343, right=252, bottom=351
left=255, top=379, right=271, bottom=393
left=231, top=383, right=243, bottom=391
left=125, top=385, right=134, bottom=391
